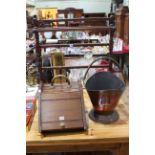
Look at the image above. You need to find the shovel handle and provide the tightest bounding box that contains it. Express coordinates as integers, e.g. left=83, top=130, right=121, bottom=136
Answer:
left=51, top=74, right=70, bottom=86
left=83, top=56, right=126, bottom=84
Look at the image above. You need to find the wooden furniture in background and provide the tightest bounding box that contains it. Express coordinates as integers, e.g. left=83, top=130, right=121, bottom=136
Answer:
left=84, top=13, right=107, bottom=26
left=27, top=15, right=39, bottom=29
left=33, top=25, right=115, bottom=82
left=58, top=7, right=83, bottom=18
left=84, top=13, right=106, bottom=18
left=29, top=17, right=128, bottom=81
left=36, top=17, right=113, bottom=32
left=27, top=16, right=34, bottom=29
left=27, top=17, right=128, bottom=79
left=57, top=7, right=83, bottom=26
left=115, top=6, right=129, bottom=44
left=123, top=11, right=129, bottom=45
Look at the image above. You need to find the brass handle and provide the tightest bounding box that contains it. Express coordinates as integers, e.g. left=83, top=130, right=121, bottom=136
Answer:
left=51, top=74, right=70, bottom=86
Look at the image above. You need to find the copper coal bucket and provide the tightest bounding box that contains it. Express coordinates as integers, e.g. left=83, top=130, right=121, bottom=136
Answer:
left=83, top=56, right=125, bottom=123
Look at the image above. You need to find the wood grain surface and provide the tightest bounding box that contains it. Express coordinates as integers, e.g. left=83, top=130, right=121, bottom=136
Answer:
left=39, top=82, right=87, bottom=132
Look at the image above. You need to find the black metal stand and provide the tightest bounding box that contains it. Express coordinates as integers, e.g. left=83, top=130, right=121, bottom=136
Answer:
left=89, top=109, right=119, bottom=124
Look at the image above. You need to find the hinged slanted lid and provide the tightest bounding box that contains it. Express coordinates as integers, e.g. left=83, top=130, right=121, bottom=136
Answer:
left=39, top=81, right=87, bottom=133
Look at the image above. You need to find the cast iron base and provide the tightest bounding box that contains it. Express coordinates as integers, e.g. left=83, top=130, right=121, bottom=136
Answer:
left=89, top=109, right=119, bottom=124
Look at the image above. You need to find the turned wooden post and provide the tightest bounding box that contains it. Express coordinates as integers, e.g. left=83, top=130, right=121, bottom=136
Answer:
left=33, top=28, right=42, bottom=83
left=109, top=27, right=115, bottom=70
left=124, top=11, right=129, bottom=45
left=115, top=6, right=129, bottom=43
